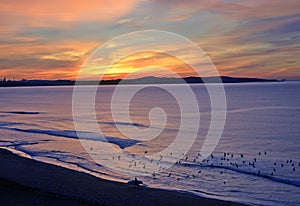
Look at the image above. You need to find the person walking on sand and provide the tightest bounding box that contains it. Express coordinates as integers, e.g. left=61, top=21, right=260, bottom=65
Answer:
left=134, top=177, right=139, bottom=187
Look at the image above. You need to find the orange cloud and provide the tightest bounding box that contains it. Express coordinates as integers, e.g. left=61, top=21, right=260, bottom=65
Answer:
left=0, top=0, right=139, bottom=27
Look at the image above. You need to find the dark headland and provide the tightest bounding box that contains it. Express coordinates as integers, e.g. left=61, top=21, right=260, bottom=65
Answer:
left=0, top=76, right=284, bottom=87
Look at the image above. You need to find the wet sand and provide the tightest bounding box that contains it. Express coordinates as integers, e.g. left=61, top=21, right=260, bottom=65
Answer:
left=0, top=149, right=249, bottom=206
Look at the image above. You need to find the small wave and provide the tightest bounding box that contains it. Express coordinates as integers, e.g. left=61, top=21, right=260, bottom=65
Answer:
left=227, top=106, right=300, bottom=114
left=186, top=163, right=300, bottom=187
left=0, top=111, right=41, bottom=115
left=0, top=121, right=24, bottom=127
left=102, top=121, right=147, bottom=128
left=2, top=127, right=139, bottom=149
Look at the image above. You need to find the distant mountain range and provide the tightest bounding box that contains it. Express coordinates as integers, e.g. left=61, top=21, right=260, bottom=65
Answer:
left=0, top=76, right=284, bottom=87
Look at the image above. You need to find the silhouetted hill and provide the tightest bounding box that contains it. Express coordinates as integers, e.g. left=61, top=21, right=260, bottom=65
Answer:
left=0, top=76, right=283, bottom=87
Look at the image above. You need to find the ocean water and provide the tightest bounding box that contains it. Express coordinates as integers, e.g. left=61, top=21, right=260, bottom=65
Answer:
left=0, top=82, right=299, bottom=206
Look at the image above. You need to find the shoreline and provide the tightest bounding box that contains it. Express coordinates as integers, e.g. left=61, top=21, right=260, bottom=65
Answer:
left=0, top=148, right=250, bottom=206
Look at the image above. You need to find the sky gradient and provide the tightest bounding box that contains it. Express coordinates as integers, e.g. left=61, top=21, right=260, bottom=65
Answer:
left=0, top=0, right=299, bottom=80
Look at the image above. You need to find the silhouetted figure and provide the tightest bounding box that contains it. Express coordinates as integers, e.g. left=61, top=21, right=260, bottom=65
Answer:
left=134, top=178, right=139, bottom=187
left=240, top=154, right=244, bottom=158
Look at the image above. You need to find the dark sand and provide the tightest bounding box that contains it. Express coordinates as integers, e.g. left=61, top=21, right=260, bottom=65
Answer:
left=0, top=149, right=249, bottom=206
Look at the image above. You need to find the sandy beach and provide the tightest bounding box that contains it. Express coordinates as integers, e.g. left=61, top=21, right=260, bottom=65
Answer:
left=0, top=148, right=250, bottom=206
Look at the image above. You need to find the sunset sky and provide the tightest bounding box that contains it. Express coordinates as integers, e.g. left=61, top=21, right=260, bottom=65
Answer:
left=0, top=0, right=299, bottom=80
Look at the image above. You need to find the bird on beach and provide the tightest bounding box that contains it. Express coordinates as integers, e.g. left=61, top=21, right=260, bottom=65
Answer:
left=240, top=154, right=244, bottom=158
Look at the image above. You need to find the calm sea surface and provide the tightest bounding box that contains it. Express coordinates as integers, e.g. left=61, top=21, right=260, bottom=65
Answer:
left=0, top=81, right=299, bottom=206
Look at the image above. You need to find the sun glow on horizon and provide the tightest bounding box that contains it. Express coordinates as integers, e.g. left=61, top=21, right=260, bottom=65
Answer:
left=79, top=51, right=201, bottom=81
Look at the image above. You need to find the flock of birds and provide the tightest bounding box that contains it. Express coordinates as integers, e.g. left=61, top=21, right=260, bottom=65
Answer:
left=110, top=150, right=300, bottom=185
